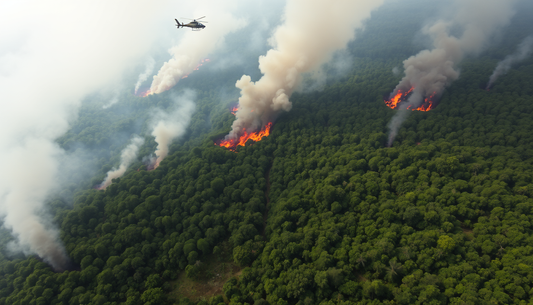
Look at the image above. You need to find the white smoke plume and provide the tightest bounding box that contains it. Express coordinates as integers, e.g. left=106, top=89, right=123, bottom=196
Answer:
left=486, top=35, right=533, bottom=89
left=0, top=0, right=174, bottom=270
left=134, top=57, right=155, bottom=94
left=1, top=140, right=68, bottom=270
left=149, top=1, right=247, bottom=94
left=98, top=136, right=144, bottom=190
left=103, top=95, right=119, bottom=109
left=102, top=88, right=122, bottom=109
left=392, top=67, right=401, bottom=76
left=149, top=91, right=196, bottom=169
left=225, top=0, right=385, bottom=140
left=387, top=0, right=519, bottom=146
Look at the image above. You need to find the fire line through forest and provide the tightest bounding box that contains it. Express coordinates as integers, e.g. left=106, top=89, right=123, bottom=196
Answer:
left=384, top=87, right=438, bottom=112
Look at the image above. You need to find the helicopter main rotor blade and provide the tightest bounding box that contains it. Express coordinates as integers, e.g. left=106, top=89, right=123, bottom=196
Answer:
left=196, top=16, right=206, bottom=20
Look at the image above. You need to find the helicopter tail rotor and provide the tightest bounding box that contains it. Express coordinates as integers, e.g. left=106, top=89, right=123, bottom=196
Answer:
left=175, top=19, right=181, bottom=28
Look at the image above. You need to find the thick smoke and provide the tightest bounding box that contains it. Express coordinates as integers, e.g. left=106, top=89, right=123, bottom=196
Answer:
left=134, top=57, right=155, bottom=94
left=98, top=136, right=144, bottom=190
left=387, top=0, right=518, bottom=146
left=149, top=91, right=196, bottom=169
left=150, top=1, right=247, bottom=94
left=1, top=140, right=68, bottom=271
left=0, top=1, right=173, bottom=270
left=225, top=0, right=385, bottom=140
left=486, top=35, right=533, bottom=89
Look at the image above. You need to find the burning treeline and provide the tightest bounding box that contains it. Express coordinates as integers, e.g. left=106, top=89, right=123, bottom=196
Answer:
left=384, top=88, right=437, bottom=112
left=386, top=0, right=520, bottom=147
left=0, top=0, right=174, bottom=272
left=218, top=0, right=385, bottom=149
left=216, top=122, right=273, bottom=151
left=216, top=106, right=272, bottom=151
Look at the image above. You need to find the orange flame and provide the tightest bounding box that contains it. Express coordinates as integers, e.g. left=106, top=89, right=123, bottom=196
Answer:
left=408, top=92, right=437, bottom=112
left=216, top=122, right=273, bottom=151
left=384, top=87, right=437, bottom=111
left=137, top=89, right=152, bottom=97
left=230, top=106, right=239, bottom=115
left=194, top=58, right=210, bottom=71
left=384, top=88, right=413, bottom=109
left=181, top=58, right=210, bottom=79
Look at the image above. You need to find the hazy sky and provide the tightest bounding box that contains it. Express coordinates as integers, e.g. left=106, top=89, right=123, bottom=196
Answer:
left=0, top=0, right=262, bottom=269
left=0, top=0, right=529, bottom=269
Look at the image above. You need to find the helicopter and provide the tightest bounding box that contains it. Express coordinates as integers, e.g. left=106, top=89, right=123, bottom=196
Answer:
left=175, top=16, right=207, bottom=31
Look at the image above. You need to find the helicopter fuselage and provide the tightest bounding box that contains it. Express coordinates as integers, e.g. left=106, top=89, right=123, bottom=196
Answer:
left=183, top=21, right=205, bottom=29
left=175, top=19, right=205, bottom=30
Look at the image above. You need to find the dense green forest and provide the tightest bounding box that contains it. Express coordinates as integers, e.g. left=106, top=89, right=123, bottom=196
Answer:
left=1, top=1, right=533, bottom=304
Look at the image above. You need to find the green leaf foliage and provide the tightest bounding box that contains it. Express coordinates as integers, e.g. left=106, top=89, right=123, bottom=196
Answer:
left=1, top=1, right=533, bottom=304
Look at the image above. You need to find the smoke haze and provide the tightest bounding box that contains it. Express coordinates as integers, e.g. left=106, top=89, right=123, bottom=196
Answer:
left=387, top=0, right=519, bottom=146
left=486, top=35, right=533, bottom=89
left=134, top=57, right=156, bottom=94
left=0, top=0, right=174, bottom=270
left=149, top=1, right=247, bottom=94
left=150, top=91, right=196, bottom=169
left=99, top=136, right=144, bottom=190
left=225, top=0, right=385, bottom=140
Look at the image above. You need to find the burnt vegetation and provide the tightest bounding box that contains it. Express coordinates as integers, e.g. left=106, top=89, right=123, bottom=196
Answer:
left=1, top=1, right=533, bottom=304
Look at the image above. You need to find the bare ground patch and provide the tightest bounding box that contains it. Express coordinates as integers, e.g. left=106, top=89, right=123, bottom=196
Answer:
left=168, top=242, right=240, bottom=303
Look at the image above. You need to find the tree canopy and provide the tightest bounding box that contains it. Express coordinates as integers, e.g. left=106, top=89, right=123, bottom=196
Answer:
left=1, top=1, right=533, bottom=304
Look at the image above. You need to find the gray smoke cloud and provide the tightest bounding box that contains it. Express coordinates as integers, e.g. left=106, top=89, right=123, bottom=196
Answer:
left=0, top=0, right=175, bottom=270
left=225, top=0, right=385, bottom=140
left=149, top=91, right=196, bottom=169
left=387, top=0, right=519, bottom=146
left=98, top=136, right=144, bottom=190
left=149, top=1, right=247, bottom=94
left=134, top=57, right=155, bottom=95
left=486, top=35, right=533, bottom=89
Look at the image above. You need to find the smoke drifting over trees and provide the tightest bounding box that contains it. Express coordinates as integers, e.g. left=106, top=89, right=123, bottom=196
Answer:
left=0, top=141, right=69, bottom=271
left=0, top=0, right=533, bottom=303
left=387, top=0, right=519, bottom=146
left=225, top=0, right=385, bottom=140
left=486, top=35, right=533, bottom=89
left=134, top=57, right=155, bottom=94
left=149, top=92, right=196, bottom=169
left=98, top=136, right=144, bottom=190
left=149, top=1, right=247, bottom=94
left=0, top=0, right=526, bottom=277
left=0, top=0, right=174, bottom=270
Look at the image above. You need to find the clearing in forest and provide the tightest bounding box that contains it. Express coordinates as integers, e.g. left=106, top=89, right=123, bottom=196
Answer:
left=168, top=242, right=241, bottom=303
